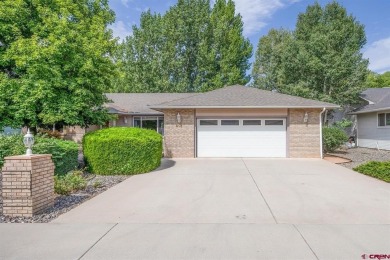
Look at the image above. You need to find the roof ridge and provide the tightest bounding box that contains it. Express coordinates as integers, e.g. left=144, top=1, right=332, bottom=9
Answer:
left=152, top=93, right=202, bottom=106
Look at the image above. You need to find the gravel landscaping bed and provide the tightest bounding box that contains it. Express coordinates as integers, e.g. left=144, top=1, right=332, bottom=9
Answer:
left=328, top=147, right=390, bottom=169
left=0, top=174, right=129, bottom=223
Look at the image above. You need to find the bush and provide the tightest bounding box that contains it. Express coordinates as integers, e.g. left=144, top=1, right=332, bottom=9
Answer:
left=333, top=118, right=353, bottom=129
left=83, top=127, right=162, bottom=175
left=353, top=161, right=390, bottom=183
left=322, top=127, right=348, bottom=152
left=0, top=134, right=79, bottom=175
left=34, top=137, right=79, bottom=175
left=54, top=170, right=87, bottom=195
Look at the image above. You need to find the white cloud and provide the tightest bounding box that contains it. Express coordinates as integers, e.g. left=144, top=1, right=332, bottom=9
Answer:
left=364, top=37, right=390, bottom=73
left=121, top=0, right=133, bottom=8
left=233, top=0, right=300, bottom=36
left=109, top=21, right=132, bottom=41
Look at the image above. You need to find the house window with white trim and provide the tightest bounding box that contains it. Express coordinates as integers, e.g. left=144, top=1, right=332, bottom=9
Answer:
left=133, top=116, right=164, bottom=134
left=378, top=113, right=390, bottom=127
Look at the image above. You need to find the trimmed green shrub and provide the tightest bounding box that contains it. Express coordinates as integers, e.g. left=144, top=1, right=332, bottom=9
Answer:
left=83, top=127, right=162, bottom=175
left=0, top=135, right=25, bottom=166
left=322, top=127, right=348, bottom=152
left=0, top=134, right=79, bottom=175
left=34, top=137, right=79, bottom=175
left=353, top=161, right=390, bottom=183
left=54, top=170, right=87, bottom=195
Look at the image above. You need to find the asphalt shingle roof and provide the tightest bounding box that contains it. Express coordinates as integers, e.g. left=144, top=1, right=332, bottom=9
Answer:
left=350, top=88, right=390, bottom=114
left=150, top=85, right=339, bottom=109
left=105, top=93, right=195, bottom=115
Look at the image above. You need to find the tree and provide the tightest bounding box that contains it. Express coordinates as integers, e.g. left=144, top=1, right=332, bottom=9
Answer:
left=111, top=0, right=252, bottom=93
left=366, top=71, right=390, bottom=88
left=252, top=1, right=369, bottom=105
left=252, top=29, right=292, bottom=91
left=0, top=0, right=116, bottom=129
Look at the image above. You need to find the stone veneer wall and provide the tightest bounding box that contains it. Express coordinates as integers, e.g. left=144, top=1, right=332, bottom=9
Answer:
left=163, top=109, right=195, bottom=158
left=288, top=108, right=322, bottom=158
left=1, top=154, right=55, bottom=217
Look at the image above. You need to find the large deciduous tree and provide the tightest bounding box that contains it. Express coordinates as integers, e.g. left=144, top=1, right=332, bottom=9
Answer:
left=252, top=1, right=369, bottom=105
left=112, top=0, right=252, bottom=93
left=366, top=71, right=390, bottom=88
left=0, top=0, right=116, bottom=129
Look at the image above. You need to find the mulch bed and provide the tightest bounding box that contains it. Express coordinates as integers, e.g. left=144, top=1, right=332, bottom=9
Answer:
left=0, top=174, right=129, bottom=223
left=327, top=147, right=390, bottom=169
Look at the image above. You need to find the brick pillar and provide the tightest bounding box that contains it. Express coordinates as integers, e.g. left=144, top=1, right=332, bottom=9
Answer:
left=1, top=154, right=55, bottom=217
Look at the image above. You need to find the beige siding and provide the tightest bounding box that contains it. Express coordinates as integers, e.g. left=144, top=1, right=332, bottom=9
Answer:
left=63, top=126, right=86, bottom=143
left=357, top=111, right=390, bottom=150
left=115, top=115, right=133, bottom=127
left=163, top=109, right=195, bottom=158
left=288, top=109, right=321, bottom=158
left=196, top=108, right=288, bottom=117
left=86, top=125, right=101, bottom=133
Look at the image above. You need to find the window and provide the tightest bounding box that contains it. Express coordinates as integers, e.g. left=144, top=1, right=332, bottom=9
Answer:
left=378, top=113, right=390, bottom=127
left=221, top=120, right=239, bottom=126
left=265, top=120, right=284, bottom=126
left=243, top=120, right=262, bottom=126
left=133, top=116, right=164, bottom=134
left=133, top=117, right=141, bottom=128
left=200, top=120, right=218, bottom=126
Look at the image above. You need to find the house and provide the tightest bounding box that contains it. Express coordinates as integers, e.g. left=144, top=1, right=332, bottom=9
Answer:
left=64, top=85, right=339, bottom=158
left=150, top=85, right=338, bottom=158
left=65, top=85, right=339, bottom=158
left=63, top=93, right=194, bottom=142
left=349, top=88, right=390, bottom=150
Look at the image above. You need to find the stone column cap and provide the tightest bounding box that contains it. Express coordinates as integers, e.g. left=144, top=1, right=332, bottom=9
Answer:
left=4, top=154, right=52, bottom=160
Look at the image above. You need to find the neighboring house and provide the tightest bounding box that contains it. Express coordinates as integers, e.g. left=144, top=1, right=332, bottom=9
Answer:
left=349, top=88, right=390, bottom=150
left=66, top=85, right=339, bottom=158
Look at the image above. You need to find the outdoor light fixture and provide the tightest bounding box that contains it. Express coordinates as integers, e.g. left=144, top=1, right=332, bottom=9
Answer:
left=176, top=112, right=182, bottom=126
left=23, top=128, right=34, bottom=156
left=303, top=112, right=309, bottom=123
left=124, top=117, right=128, bottom=124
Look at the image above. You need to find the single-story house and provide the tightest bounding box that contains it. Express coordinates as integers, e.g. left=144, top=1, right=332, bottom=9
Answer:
left=349, top=88, right=390, bottom=150
left=65, top=85, right=339, bottom=158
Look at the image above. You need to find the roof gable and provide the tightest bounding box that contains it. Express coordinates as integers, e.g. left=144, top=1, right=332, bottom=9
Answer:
left=150, top=85, right=339, bottom=109
left=105, top=93, right=195, bottom=114
left=351, top=88, right=390, bottom=114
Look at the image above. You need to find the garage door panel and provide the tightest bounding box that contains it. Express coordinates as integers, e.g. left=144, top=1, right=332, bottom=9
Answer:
left=197, top=118, right=286, bottom=158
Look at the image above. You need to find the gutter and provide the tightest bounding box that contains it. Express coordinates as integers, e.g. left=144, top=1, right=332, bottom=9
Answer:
left=319, top=107, right=326, bottom=159
left=348, top=107, right=390, bottom=115
left=149, top=105, right=340, bottom=109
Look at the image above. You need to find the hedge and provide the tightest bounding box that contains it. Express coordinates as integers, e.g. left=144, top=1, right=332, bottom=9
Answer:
left=353, top=161, right=390, bottom=183
left=322, top=127, right=348, bottom=152
left=0, top=134, right=79, bottom=175
left=83, top=127, right=162, bottom=175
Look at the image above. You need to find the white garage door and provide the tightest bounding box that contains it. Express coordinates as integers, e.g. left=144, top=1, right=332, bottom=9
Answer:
left=197, top=118, right=286, bottom=157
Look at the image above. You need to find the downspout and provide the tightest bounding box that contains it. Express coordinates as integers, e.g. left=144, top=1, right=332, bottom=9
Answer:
left=319, top=108, right=326, bottom=159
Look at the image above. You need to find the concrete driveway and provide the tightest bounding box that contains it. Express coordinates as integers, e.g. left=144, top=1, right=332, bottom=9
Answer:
left=53, top=158, right=389, bottom=224
left=1, top=159, right=389, bottom=259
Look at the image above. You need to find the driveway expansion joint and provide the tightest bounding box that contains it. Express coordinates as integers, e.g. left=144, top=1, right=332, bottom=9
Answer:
left=293, top=224, right=319, bottom=260
left=78, top=223, right=118, bottom=260
left=241, top=158, right=278, bottom=224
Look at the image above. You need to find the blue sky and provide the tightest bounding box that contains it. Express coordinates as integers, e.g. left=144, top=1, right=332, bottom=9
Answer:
left=109, top=0, right=390, bottom=73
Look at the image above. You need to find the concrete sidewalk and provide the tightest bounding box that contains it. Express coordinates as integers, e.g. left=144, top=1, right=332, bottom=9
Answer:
left=1, top=223, right=389, bottom=259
